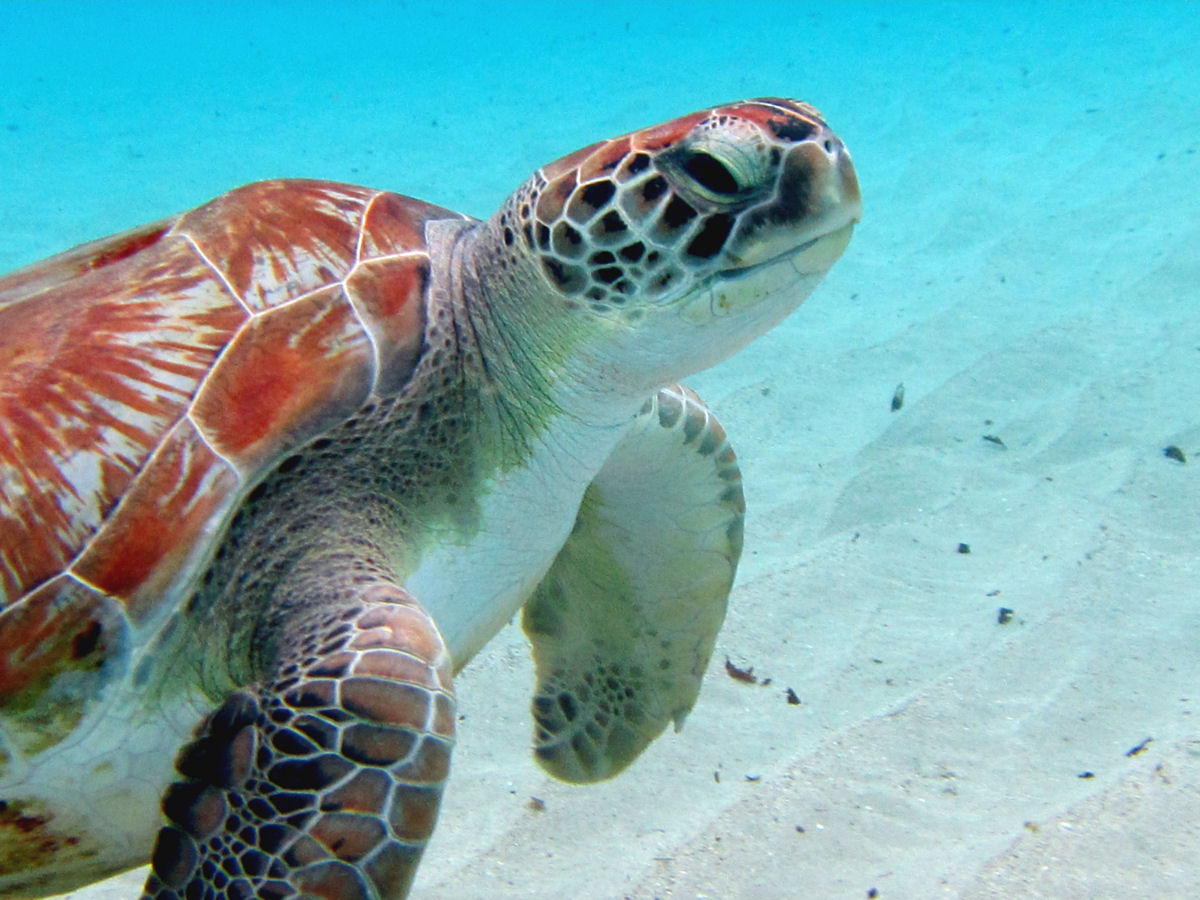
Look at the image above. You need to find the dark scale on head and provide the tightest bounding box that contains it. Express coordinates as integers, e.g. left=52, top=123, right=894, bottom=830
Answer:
left=513, top=102, right=840, bottom=313
left=594, top=266, right=623, bottom=286
left=775, top=154, right=814, bottom=222
left=639, top=175, right=668, bottom=205
left=619, top=242, right=644, bottom=262
left=569, top=181, right=616, bottom=220
left=616, top=152, right=651, bottom=181
left=551, top=222, right=585, bottom=258
left=656, top=195, right=697, bottom=236
left=767, top=115, right=818, bottom=142
left=648, top=269, right=678, bottom=296
left=592, top=211, right=629, bottom=243
left=685, top=214, right=734, bottom=262
left=541, top=258, right=587, bottom=294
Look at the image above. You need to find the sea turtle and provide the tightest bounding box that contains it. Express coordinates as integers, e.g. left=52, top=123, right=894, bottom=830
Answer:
left=0, top=98, right=859, bottom=898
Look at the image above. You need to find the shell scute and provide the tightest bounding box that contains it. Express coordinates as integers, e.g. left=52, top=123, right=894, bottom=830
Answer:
left=0, top=218, right=174, bottom=308
left=346, top=257, right=428, bottom=397
left=1, top=177, right=449, bottom=623
left=0, top=235, right=247, bottom=602
left=70, top=419, right=240, bottom=621
left=176, top=179, right=375, bottom=313
left=358, top=191, right=464, bottom=259
left=191, top=284, right=375, bottom=470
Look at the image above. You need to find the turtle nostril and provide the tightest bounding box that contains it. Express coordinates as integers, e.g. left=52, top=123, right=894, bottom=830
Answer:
left=823, top=139, right=835, bottom=154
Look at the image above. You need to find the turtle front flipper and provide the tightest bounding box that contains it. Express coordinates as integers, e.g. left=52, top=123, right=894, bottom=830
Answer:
left=142, top=583, right=454, bottom=900
left=522, top=385, right=744, bottom=783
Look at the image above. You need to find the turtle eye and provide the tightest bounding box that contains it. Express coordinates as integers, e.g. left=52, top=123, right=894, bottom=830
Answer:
left=680, top=151, right=742, bottom=196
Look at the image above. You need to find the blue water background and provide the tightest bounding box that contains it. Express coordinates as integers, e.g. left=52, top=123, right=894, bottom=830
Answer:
left=3, top=1, right=1197, bottom=387
left=1, top=2, right=1194, bottom=263
left=2, top=2, right=1200, bottom=896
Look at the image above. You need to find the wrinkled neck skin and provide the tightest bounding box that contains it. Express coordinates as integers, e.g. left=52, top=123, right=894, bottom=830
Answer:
left=404, top=216, right=654, bottom=666
left=441, top=213, right=652, bottom=445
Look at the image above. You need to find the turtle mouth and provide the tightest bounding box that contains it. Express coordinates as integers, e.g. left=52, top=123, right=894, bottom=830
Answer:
left=684, top=220, right=855, bottom=324
left=719, top=216, right=858, bottom=281
left=716, top=235, right=821, bottom=282
left=716, top=219, right=855, bottom=285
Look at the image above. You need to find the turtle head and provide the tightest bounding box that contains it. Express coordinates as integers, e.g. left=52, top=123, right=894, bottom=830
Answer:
left=487, top=98, right=860, bottom=393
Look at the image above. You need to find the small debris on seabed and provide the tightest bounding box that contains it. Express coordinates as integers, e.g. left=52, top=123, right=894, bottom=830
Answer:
left=786, top=687, right=802, bottom=705
left=724, top=657, right=757, bottom=684
left=527, top=796, right=546, bottom=812
left=982, top=434, right=1006, bottom=448
left=1078, top=771, right=1096, bottom=779
left=997, top=607, right=1014, bottom=625
left=890, top=382, right=905, bottom=411
left=1125, top=737, right=1153, bottom=757
left=867, top=889, right=879, bottom=898
left=957, top=542, right=971, bottom=554
left=1163, top=444, right=1187, bottom=463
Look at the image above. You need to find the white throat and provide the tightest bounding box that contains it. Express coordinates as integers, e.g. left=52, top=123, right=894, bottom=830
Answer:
left=403, top=384, right=639, bottom=670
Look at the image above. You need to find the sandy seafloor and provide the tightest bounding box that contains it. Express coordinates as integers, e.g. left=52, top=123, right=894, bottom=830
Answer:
left=1, top=1, right=1197, bottom=897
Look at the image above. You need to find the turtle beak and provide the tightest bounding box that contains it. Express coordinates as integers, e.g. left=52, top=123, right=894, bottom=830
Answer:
left=680, top=124, right=859, bottom=329
left=832, top=134, right=862, bottom=222
left=727, top=125, right=861, bottom=272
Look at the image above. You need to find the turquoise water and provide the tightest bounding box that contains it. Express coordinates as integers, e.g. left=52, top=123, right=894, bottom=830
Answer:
left=3, top=2, right=1199, bottom=897
left=3, top=2, right=1192, bottom=267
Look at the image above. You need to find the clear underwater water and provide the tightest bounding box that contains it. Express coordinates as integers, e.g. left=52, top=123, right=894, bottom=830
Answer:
left=2, top=1, right=1199, bottom=897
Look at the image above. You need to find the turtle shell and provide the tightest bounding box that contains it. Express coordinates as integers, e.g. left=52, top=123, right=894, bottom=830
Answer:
left=0, top=179, right=464, bottom=759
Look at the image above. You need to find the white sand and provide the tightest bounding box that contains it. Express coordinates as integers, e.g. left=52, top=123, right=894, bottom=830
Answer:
left=9, top=2, right=1195, bottom=898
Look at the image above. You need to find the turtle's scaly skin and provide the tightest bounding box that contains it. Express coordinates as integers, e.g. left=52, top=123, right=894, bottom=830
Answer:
left=0, top=99, right=859, bottom=897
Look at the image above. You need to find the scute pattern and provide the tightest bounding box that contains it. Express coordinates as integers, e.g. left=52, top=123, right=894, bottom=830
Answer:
left=0, top=97, right=859, bottom=898
left=188, top=285, right=374, bottom=470
left=144, top=590, right=454, bottom=900
left=179, top=180, right=373, bottom=313
left=0, top=236, right=246, bottom=600
left=496, top=98, right=837, bottom=314
left=0, top=178, right=459, bottom=611
left=70, top=420, right=239, bottom=622
left=0, top=177, right=462, bottom=891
